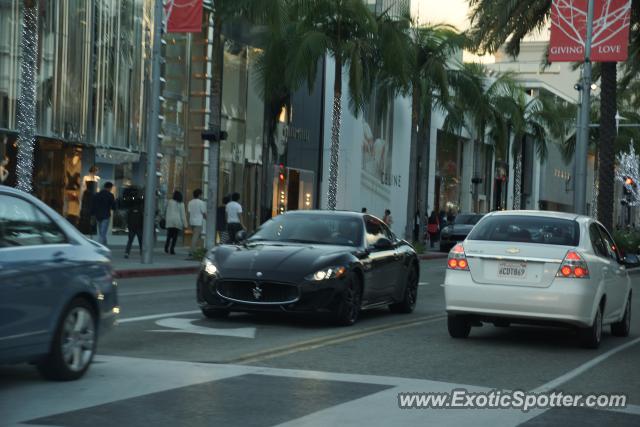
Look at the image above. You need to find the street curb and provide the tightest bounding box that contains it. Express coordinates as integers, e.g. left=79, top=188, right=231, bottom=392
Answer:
left=114, top=266, right=200, bottom=279
left=418, top=252, right=448, bottom=260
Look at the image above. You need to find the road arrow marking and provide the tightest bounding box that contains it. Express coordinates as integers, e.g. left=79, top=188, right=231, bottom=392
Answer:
left=149, top=317, right=256, bottom=339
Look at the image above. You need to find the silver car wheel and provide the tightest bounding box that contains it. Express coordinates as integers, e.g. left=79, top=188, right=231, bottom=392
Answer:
left=61, top=307, right=96, bottom=372
left=595, top=308, right=602, bottom=344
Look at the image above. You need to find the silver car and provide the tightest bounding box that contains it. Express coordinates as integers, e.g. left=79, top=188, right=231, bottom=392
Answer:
left=0, top=186, right=118, bottom=379
left=444, top=211, right=634, bottom=348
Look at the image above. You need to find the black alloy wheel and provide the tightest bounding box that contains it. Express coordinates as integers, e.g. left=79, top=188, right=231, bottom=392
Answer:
left=334, top=273, right=362, bottom=326
left=390, top=267, right=418, bottom=313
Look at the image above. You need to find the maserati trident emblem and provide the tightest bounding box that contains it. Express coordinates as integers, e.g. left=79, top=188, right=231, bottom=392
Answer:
left=506, top=248, right=520, bottom=254
left=256, top=271, right=263, bottom=278
left=252, top=285, right=263, bottom=300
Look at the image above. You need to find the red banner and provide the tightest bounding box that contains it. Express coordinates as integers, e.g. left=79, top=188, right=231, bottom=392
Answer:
left=549, top=0, right=632, bottom=62
left=165, top=0, right=203, bottom=33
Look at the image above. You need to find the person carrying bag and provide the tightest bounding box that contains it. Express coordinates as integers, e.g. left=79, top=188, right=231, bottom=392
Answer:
left=427, top=211, right=440, bottom=248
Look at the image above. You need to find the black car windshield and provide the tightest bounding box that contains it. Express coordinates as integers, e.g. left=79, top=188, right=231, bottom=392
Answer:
left=468, top=215, right=580, bottom=246
left=454, top=214, right=483, bottom=225
left=248, top=214, right=363, bottom=246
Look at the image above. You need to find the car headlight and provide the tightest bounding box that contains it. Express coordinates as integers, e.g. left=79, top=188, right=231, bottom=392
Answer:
left=202, top=258, right=219, bottom=276
left=305, top=266, right=347, bottom=281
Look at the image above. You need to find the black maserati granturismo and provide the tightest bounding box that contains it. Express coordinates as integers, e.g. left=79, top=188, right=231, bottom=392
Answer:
left=196, top=210, right=420, bottom=325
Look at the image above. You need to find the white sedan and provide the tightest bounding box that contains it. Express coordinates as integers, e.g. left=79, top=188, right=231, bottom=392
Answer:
left=444, top=211, right=634, bottom=348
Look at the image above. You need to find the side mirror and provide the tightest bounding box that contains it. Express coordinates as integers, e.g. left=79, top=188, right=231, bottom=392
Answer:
left=373, top=237, right=393, bottom=250
left=235, top=230, right=247, bottom=242
left=623, top=253, right=640, bottom=268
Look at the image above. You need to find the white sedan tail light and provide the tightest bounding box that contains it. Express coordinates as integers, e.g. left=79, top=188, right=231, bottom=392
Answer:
left=447, top=244, right=469, bottom=271
left=556, top=250, right=590, bottom=279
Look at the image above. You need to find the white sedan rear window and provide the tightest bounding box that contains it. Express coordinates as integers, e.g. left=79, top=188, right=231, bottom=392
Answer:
left=468, top=216, right=580, bottom=246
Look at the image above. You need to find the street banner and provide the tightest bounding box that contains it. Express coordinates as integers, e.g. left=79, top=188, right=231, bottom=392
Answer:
left=549, top=0, right=632, bottom=62
left=165, top=0, right=203, bottom=33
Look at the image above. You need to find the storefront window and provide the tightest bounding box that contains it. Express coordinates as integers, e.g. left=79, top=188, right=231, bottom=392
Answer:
left=93, top=0, right=149, bottom=151
left=0, top=0, right=21, bottom=131
left=37, top=1, right=92, bottom=142
left=436, top=131, right=462, bottom=214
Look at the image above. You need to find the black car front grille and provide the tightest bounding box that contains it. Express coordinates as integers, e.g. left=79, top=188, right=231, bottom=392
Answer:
left=216, top=280, right=300, bottom=304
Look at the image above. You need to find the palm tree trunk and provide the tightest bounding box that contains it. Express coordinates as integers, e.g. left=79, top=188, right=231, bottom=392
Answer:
left=404, top=83, right=420, bottom=241
left=417, top=106, right=431, bottom=242
left=16, top=1, right=39, bottom=193
left=513, top=151, right=522, bottom=210
left=597, top=62, right=617, bottom=231
left=204, top=11, right=223, bottom=248
left=327, top=55, right=342, bottom=210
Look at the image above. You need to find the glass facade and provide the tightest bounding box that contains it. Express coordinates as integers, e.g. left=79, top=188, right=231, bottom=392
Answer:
left=1, top=2, right=270, bottom=233
left=0, top=0, right=20, bottom=131
left=1, top=0, right=151, bottom=147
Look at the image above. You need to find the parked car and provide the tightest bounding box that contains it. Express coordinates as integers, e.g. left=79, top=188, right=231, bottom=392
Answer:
left=444, top=210, right=634, bottom=348
left=0, top=185, right=118, bottom=380
left=197, top=210, right=419, bottom=325
left=439, top=213, right=484, bottom=252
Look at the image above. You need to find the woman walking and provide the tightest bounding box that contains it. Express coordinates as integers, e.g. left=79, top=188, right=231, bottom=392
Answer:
left=164, top=190, right=187, bottom=255
left=427, top=210, right=440, bottom=248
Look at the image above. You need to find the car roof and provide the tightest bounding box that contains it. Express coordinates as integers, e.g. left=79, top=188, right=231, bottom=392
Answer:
left=487, top=210, right=581, bottom=221
left=284, top=209, right=365, bottom=219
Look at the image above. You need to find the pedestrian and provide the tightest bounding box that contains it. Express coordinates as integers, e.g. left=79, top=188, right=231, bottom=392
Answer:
left=413, top=210, right=420, bottom=242
left=217, top=195, right=230, bottom=243
left=188, top=188, right=207, bottom=256
left=447, top=209, right=455, bottom=224
left=91, top=182, right=116, bottom=245
left=124, top=188, right=144, bottom=259
left=383, top=209, right=393, bottom=226
left=164, top=190, right=187, bottom=255
left=427, top=210, right=440, bottom=248
left=226, top=192, right=244, bottom=243
left=0, top=155, right=9, bottom=184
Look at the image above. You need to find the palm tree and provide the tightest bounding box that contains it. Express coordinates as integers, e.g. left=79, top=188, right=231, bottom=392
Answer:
left=374, top=23, right=467, bottom=239
left=466, top=0, right=639, bottom=230
left=254, top=8, right=298, bottom=222
left=443, top=63, right=514, bottom=211
left=499, top=89, right=575, bottom=209
left=284, top=0, right=380, bottom=210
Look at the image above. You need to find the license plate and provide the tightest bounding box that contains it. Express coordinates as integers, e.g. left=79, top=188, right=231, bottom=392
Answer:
left=497, top=261, right=527, bottom=279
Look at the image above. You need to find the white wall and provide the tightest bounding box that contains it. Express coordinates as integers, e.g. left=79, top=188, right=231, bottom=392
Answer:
left=320, top=56, right=412, bottom=236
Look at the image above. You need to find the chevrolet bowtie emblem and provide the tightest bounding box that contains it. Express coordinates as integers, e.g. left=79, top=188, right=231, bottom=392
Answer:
left=506, top=248, right=520, bottom=254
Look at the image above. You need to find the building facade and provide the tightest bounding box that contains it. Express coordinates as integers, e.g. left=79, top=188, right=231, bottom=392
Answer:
left=0, top=0, right=154, bottom=231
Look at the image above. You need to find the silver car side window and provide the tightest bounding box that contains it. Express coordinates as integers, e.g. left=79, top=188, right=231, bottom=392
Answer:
left=0, top=195, right=44, bottom=247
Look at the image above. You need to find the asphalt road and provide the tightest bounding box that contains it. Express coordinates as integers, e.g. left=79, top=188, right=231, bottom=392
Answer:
left=2, top=259, right=640, bottom=427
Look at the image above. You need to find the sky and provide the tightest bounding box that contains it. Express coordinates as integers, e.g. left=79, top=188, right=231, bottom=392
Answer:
left=410, top=0, right=550, bottom=62
left=412, top=0, right=471, bottom=30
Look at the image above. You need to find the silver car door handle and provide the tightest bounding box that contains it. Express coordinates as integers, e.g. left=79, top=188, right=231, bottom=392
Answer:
left=52, top=251, right=67, bottom=262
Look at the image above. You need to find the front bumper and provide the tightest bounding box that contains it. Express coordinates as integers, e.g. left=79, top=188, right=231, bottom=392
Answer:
left=196, top=271, right=348, bottom=314
left=444, top=270, right=598, bottom=327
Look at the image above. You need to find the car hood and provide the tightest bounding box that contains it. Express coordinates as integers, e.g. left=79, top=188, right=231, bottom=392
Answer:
left=210, top=242, right=354, bottom=280
left=442, top=224, right=474, bottom=234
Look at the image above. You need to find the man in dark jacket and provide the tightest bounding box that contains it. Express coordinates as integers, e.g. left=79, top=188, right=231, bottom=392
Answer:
left=124, top=189, right=144, bottom=258
left=91, top=182, right=116, bottom=245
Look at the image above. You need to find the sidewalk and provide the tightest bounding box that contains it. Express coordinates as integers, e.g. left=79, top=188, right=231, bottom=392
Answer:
left=418, top=241, right=448, bottom=260
left=102, top=234, right=201, bottom=279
